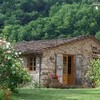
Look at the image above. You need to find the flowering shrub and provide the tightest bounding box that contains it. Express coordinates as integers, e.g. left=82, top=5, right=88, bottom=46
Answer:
left=0, top=40, right=30, bottom=92
left=86, top=58, right=100, bottom=87
left=49, top=73, right=58, bottom=80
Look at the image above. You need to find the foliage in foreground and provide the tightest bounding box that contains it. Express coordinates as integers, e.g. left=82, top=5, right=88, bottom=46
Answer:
left=0, top=40, right=30, bottom=92
left=86, top=58, right=100, bottom=87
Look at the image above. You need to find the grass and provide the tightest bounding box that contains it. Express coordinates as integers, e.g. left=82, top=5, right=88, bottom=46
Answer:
left=11, top=88, right=100, bottom=100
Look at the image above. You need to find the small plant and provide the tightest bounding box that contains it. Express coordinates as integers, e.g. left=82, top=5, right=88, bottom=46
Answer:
left=31, top=80, right=40, bottom=88
left=48, top=73, right=62, bottom=88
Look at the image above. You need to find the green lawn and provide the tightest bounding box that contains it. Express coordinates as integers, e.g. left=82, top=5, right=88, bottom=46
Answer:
left=11, top=88, right=100, bottom=100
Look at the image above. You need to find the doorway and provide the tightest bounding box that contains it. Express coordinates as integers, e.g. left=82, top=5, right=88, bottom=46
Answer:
left=63, top=55, right=75, bottom=85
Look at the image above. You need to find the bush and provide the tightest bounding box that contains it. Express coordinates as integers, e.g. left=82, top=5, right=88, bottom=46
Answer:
left=0, top=89, right=5, bottom=100
left=86, top=58, right=100, bottom=87
left=0, top=40, right=31, bottom=92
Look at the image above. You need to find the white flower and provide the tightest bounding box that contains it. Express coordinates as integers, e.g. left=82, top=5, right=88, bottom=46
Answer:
left=12, top=82, right=14, bottom=84
left=19, top=52, right=21, bottom=55
left=15, top=52, right=18, bottom=55
left=19, top=58, right=22, bottom=60
left=6, top=50, right=12, bottom=54
left=6, top=42, right=10, bottom=48
left=12, top=71, right=15, bottom=74
left=0, top=40, right=2, bottom=42
left=2, top=40, right=6, bottom=44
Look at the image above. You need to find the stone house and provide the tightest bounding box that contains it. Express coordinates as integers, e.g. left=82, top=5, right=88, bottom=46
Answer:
left=15, top=35, right=100, bottom=87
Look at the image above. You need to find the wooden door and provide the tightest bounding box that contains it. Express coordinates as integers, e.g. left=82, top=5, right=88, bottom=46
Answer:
left=62, top=55, right=75, bottom=85
left=63, top=55, right=68, bottom=85
left=68, top=56, right=75, bottom=85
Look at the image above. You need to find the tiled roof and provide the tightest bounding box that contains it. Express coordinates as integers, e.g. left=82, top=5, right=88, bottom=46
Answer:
left=15, top=35, right=98, bottom=54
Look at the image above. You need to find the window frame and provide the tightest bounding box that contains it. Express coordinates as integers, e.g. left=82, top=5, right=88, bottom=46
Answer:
left=28, top=57, right=36, bottom=71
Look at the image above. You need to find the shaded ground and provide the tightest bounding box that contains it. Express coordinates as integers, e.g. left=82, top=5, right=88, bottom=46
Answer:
left=11, top=88, right=100, bottom=100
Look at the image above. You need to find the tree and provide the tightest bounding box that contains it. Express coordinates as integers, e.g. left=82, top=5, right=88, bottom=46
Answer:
left=0, top=0, right=100, bottom=41
left=0, top=13, right=5, bottom=28
left=0, top=40, right=30, bottom=92
left=2, top=25, right=22, bottom=42
left=95, top=31, right=100, bottom=41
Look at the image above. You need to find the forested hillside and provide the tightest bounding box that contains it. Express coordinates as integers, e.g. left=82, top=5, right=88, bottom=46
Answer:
left=0, top=0, right=100, bottom=42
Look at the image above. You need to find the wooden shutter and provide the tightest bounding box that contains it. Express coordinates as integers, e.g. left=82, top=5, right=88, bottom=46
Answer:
left=36, top=56, right=40, bottom=72
left=75, top=55, right=83, bottom=78
left=56, top=54, right=63, bottom=83
left=56, top=54, right=63, bottom=68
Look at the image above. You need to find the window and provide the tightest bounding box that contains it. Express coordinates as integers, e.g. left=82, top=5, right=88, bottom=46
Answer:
left=63, top=56, right=67, bottom=74
left=92, top=46, right=97, bottom=50
left=63, top=56, right=67, bottom=65
left=33, top=58, right=36, bottom=70
left=68, top=56, right=71, bottom=74
left=92, top=46, right=100, bottom=59
left=63, top=56, right=72, bottom=74
left=28, top=57, right=36, bottom=71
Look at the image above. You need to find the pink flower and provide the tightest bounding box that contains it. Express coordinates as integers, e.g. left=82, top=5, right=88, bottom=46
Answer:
left=49, top=73, right=58, bottom=79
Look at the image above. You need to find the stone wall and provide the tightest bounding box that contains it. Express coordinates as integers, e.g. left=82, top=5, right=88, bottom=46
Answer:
left=40, top=38, right=100, bottom=86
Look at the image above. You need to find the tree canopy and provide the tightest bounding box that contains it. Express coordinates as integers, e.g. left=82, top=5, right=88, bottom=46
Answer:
left=0, top=0, right=100, bottom=42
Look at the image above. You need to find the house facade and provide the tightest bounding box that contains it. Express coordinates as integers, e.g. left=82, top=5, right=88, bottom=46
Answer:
left=15, top=36, right=100, bottom=87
